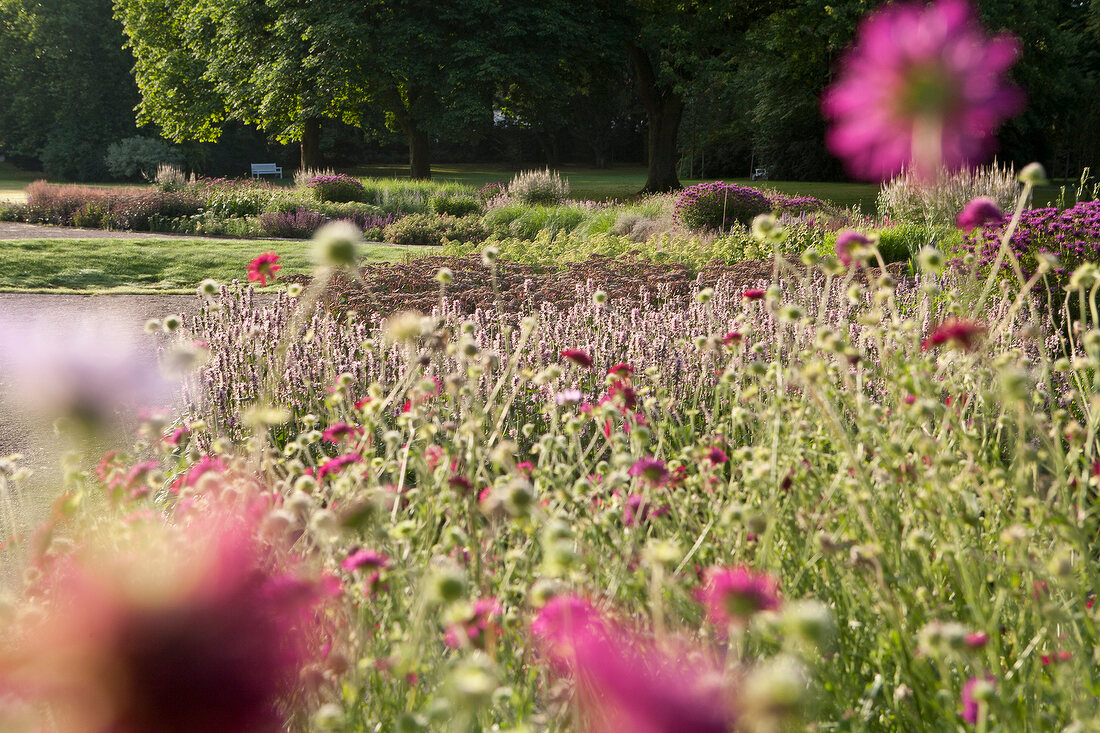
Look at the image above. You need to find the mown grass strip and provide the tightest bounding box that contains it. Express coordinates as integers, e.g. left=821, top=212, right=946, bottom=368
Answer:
left=0, top=238, right=432, bottom=292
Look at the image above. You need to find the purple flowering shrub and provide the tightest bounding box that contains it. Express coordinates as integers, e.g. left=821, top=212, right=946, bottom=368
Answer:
left=768, top=193, right=828, bottom=215
left=674, top=181, right=771, bottom=231
left=259, top=209, right=327, bottom=238
left=966, top=199, right=1100, bottom=276
left=307, top=173, right=366, bottom=203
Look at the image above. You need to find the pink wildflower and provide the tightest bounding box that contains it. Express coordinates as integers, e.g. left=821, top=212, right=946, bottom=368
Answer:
left=341, top=548, right=390, bottom=573
left=822, top=0, right=1024, bottom=180
left=443, top=598, right=502, bottom=650
left=629, top=456, right=669, bottom=485
left=623, top=494, right=669, bottom=527
left=172, top=455, right=227, bottom=492
left=317, top=453, right=362, bottom=480
left=530, top=595, right=737, bottom=732
left=561, top=349, right=594, bottom=368
left=247, top=251, right=281, bottom=286
left=164, top=425, right=190, bottom=446
left=964, top=631, right=989, bottom=649
left=699, top=566, right=781, bottom=627
left=607, top=363, right=634, bottom=380
left=706, top=447, right=729, bottom=464
left=960, top=676, right=994, bottom=725
left=921, top=319, right=986, bottom=351
left=742, top=288, right=766, bottom=301
left=322, top=422, right=361, bottom=444
left=835, top=230, right=872, bottom=267
left=956, top=196, right=1005, bottom=231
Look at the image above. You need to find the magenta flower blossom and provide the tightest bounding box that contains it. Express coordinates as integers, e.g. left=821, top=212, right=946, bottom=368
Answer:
left=835, top=230, right=873, bottom=266
left=822, top=0, right=1024, bottom=180
left=317, top=453, right=363, bottom=480
left=322, top=422, right=361, bottom=444
left=956, top=196, right=1005, bottom=231
left=0, top=516, right=329, bottom=733
left=629, top=457, right=669, bottom=485
left=699, top=566, right=781, bottom=627
left=706, top=447, right=729, bottom=464
left=246, top=251, right=281, bottom=286
left=561, top=349, right=594, bottom=368
left=960, top=676, right=994, bottom=725
left=530, top=595, right=737, bottom=733
left=341, top=548, right=390, bottom=573
left=742, top=288, right=766, bottom=301
left=623, top=494, right=669, bottom=527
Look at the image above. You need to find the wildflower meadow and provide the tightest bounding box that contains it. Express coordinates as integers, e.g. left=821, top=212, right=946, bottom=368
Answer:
left=2, top=1, right=1099, bottom=732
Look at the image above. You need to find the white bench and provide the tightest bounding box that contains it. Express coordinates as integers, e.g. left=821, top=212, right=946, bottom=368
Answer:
left=251, top=163, right=282, bottom=179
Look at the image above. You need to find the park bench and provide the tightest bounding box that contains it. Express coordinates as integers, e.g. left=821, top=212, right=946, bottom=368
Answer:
left=251, top=163, right=282, bottom=179
left=751, top=167, right=769, bottom=181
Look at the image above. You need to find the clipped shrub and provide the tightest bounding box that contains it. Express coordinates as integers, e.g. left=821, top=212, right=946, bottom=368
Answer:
left=106, top=191, right=203, bottom=231
left=259, top=209, right=326, bottom=238
left=307, top=173, right=366, bottom=203
left=507, top=168, right=570, bottom=206
left=674, top=182, right=770, bottom=231
left=383, top=213, right=451, bottom=246
left=196, top=178, right=277, bottom=218
left=383, top=213, right=487, bottom=246
left=430, top=194, right=481, bottom=217
left=23, top=181, right=141, bottom=225
left=878, top=163, right=1018, bottom=226
left=105, top=137, right=185, bottom=180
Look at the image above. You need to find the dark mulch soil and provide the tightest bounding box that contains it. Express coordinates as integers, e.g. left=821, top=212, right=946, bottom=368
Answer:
left=288, top=255, right=908, bottom=316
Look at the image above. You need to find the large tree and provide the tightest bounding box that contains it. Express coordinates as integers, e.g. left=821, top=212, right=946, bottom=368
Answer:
left=0, top=0, right=139, bottom=179
left=115, top=0, right=372, bottom=170
left=600, top=0, right=777, bottom=193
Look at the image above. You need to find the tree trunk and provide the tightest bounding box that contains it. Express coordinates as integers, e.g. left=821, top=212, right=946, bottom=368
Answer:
left=300, top=117, right=322, bottom=171
left=408, top=128, right=431, bottom=180
left=626, top=41, right=683, bottom=193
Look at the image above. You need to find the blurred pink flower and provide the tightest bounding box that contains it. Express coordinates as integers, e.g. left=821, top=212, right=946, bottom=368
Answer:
left=699, top=566, right=781, bottom=628
left=956, top=196, right=1005, bottom=231
left=742, top=289, right=766, bottom=301
left=629, top=456, right=669, bottom=485
left=0, top=516, right=329, bottom=733
left=822, top=0, right=1024, bottom=180
left=341, top=548, right=390, bottom=573
left=322, top=422, right=361, bottom=444
left=921, top=319, right=986, bottom=351
left=443, top=598, right=502, bottom=650
left=561, top=349, right=594, bottom=368
left=317, top=453, right=363, bottom=480
left=835, top=230, right=873, bottom=267
left=960, top=676, right=994, bottom=725
left=531, top=595, right=736, bottom=733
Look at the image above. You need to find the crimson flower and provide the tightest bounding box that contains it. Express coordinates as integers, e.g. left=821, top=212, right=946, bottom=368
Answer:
left=322, top=422, right=361, bottom=444
left=317, top=453, right=362, bottom=480
left=561, top=349, right=594, bottom=368
left=629, top=457, right=669, bottom=485
left=956, top=196, right=1005, bottom=231
left=921, top=319, right=986, bottom=351
left=607, top=363, right=634, bottom=379
left=247, top=252, right=281, bottom=286
left=822, top=0, right=1024, bottom=180
left=742, top=289, right=766, bottom=301
left=341, top=548, right=390, bottom=573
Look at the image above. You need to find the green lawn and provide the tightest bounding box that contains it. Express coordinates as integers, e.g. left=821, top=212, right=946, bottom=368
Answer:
left=0, top=238, right=429, bottom=292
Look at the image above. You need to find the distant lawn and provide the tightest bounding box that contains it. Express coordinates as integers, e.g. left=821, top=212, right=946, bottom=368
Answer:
left=0, top=238, right=430, bottom=292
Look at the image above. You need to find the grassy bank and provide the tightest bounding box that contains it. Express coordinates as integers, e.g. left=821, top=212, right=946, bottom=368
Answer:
left=0, top=238, right=429, bottom=292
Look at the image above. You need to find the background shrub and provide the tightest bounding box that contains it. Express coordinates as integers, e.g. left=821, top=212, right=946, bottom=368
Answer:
left=106, top=190, right=203, bottom=230
left=966, top=199, right=1100, bottom=276
left=674, top=181, right=770, bottom=231
left=104, top=136, right=185, bottom=180
left=878, top=163, right=1019, bottom=226
left=259, top=209, right=326, bottom=238
left=307, top=173, right=366, bottom=203
left=507, top=168, right=570, bottom=205
left=22, top=181, right=140, bottom=225
left=383, top=213, right=487, bottom=246
left=430, top=194, right=481, bottom=217
left=195, top=178, right=277, bottom=218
